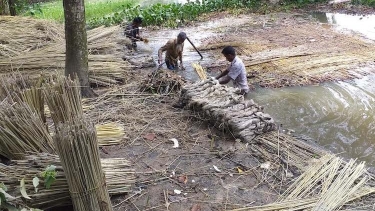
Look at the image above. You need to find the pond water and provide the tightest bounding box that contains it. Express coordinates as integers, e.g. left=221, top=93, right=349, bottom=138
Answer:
left=140, top=11, right=375, bottom=166
left=311, top=12, right=375, bottom=40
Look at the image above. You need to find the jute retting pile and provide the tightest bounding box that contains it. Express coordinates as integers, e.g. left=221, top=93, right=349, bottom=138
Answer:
left=181, top=77, right=276, bottom=141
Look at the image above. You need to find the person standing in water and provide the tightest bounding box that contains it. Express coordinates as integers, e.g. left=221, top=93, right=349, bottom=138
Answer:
left=158, top=32, right=187, bottom=70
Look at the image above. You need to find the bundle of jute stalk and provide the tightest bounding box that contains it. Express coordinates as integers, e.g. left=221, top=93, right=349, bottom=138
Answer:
left=0, top=101, right=55, bottom=160
left=192, top=63, right=207, bottom=80
left=43, top=75, right=83, bottom=125
left=0, top=75, right=45, bottom=121
left=96, top=123, right=126, bottom=146
left=181, top=77, right=275, bottom=141
left=230, top=155, right=375, bottom=211
left=54, top=118, right=113, bottom=211
left=1, top=153, right=135, bottom=209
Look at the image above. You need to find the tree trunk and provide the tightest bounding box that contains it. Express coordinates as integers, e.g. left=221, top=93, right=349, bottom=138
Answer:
left=0, top=0, right=10, bottom=15
left=8, top=0, right=15, bottom=16
left=63, top=0, right=97, bottom=98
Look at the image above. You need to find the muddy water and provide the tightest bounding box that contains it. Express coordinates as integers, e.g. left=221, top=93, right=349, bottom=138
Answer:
left=140, top=12, right=375, bottom=166
left=311, top=12, right=375, bottom=40
left=251, top=13, right=375, bottom=166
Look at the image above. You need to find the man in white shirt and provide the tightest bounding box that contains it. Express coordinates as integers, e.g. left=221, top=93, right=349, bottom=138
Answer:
left=215, top=46, right=249, bottom=96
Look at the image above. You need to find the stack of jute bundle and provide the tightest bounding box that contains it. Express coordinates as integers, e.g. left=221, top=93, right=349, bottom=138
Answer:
left=0, top=16, right=132, bottom=86
left=0, top=16, right=64, bottom=58
left=54, top=118, right=113, bottom=211
left=1, top=153, right=135, bottom=209
left=181, top=77, right=276, bottom=141
left=230, top=154, right=375, bottom=211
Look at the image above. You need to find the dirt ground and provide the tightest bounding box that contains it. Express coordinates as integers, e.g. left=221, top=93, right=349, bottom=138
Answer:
left=83, top=6, right=375, bottom=211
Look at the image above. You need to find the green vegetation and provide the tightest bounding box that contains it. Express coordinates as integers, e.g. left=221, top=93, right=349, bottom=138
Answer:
left=352, top=0, right=375, bottom=7
left=22, top=0, right=342, bottom=29
left=88, top=0, right=263, bottom=28
left=22, top=0, right=136, bottom=23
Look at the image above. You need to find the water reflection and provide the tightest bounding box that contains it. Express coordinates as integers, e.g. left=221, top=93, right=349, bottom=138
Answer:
left=312, top=12, right=375, bottom=40
left=250, top=75, right=375, bottom=166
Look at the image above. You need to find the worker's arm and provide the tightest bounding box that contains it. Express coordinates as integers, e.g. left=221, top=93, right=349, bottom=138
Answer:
left=215, top=69, right=229, bottom=80
left=135, top=28, right=143, bottom=41
left=158, top=42, right=169, bottom=64
left=218, top=75, right=231, bottom=84
left=178, top=49, right=184, bottom=70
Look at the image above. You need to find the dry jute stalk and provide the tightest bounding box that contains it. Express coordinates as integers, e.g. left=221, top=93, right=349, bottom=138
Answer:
left=54, top=118, right=113, bottom=211
left=0, top=101, right=55, bottom=160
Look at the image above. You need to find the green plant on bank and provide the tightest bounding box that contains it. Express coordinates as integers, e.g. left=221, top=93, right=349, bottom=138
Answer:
left=21, top=0, right=335, bottom=29
left=352, top=0, right=375, bottom=7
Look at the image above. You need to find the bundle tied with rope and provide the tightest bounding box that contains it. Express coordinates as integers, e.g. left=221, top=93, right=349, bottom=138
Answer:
left=181, top=77, right=276, bottom=141
left=54, top=117, right=113, bottom=211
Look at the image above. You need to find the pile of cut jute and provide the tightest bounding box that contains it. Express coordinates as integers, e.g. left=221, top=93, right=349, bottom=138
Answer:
left=1, top=153, right=135, bottom=209
left=141, top=69, right=185, bottom=94
left=0, top=16, right=64, bottom=58
left=0, top=16, right=133, bottom=86
left=181, top=77, right=276, bottom=141
left=230, top=154, right=375, bottom=211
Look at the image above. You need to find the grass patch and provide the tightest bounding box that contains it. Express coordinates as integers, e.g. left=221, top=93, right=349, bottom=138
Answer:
left=23, top=0, right=137, bottom=23
left=352, top=0, right=375, bottom=7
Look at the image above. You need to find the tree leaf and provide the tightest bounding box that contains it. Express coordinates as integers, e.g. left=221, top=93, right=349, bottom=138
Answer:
left=0, top=187, right=15, bottom=201
left=20, top=178, right=31, bottom=199
left=33, top=177, right=39, bottom=193
left=45, top=176, right=55, bottom=189
left=0, top=182, right=7, bottom=192
left=45, top=165, right=56, bottom=172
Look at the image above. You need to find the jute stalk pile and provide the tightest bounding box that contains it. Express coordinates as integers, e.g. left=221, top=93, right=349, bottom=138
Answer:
left=0, top=101, right=55, bottom=160
left=251, top=131, right=327, bottom=173
left=0, top=16, right=64, bottom=58
left=0, top=16, right=132, bottom=86
left=54, top=118, right=113, bottom=211
left=141, top=69, right=185, bottom=94
left=0, top=153, right=135, bottom=209
left=181, top=77, right=276, bottom=141
left=230, top=154, right=375, bottom=211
